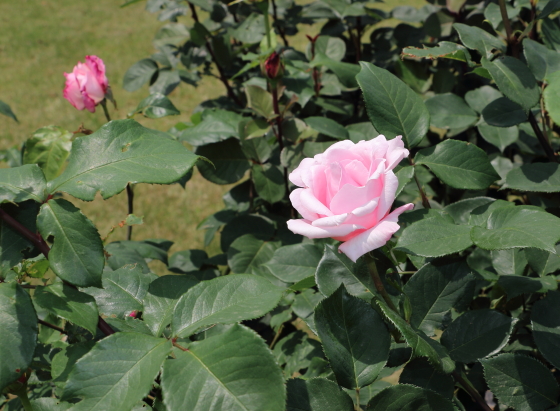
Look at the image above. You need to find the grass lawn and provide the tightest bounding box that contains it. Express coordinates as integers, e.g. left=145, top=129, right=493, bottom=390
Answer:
left=0, top=0, right=425, bottom=259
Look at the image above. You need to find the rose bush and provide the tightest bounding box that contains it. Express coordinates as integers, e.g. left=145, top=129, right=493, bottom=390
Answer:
left=63, top=55, right=108, bottom=112
left=287, top=136, right=413, bottom=262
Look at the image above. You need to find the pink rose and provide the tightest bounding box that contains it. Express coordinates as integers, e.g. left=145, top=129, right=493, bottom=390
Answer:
left=287, top=135, right=414, bottom=262
left=63, top=55, right=108, bottom=113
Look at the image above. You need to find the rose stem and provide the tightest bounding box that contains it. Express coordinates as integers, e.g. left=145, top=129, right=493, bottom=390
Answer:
left=498, top=0, right=557, bottom=162
left=0, top=208, right=115, bottom=336
left=408, top=157, right=431, bottom=209
left=188, top=2, right=243, bottom=107
left=14, top=385, right=34, bottom=411
left=365, top=253, right=399, bottom=313
left=271, top=82, right=291, bottom=208
left=452, top=370, right=493, bottom=411
left=100, top=101, right=136, bottom=238
left=270, top=0, right=289, bottom=46
left=38, top=319, right=67, bottom=334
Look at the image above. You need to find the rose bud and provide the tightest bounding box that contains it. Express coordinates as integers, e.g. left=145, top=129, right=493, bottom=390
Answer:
left=63, top=55, right=109, bottom=113
left=264, top=51, right=283, bottom=80
left=287, top=135, right=414, bottom=262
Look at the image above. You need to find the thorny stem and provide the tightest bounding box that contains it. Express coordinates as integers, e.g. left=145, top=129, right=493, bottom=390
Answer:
left=188, top=2, right=243, bottom=107
left=0, top=208, right=115, bottom=336
left=408, top=157, right=431, bottom=208
left=270, top=0, right=289, bottom=46
left=38, top=319, right=67, bottom=335
left=365, top=254, right=399, bottom=313
left=452, top=370, right=494, bottom=411
left=126, top=184, right=134, bottom=240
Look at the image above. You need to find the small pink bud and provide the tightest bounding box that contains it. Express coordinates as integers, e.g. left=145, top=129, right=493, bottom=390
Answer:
left=63, top=55, right=109, bottom=113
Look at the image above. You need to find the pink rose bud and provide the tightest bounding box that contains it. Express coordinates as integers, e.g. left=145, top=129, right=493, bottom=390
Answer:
left=287, top=135, right=414, bottom=262
left=264, top=51, right=283, bottom=80
left=63, top=55, right=109, bottom=113
left=128, top=311, right=138, bottom=318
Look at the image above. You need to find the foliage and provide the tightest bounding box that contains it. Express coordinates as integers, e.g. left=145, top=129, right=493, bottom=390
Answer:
left=2, top=0, right=560, bottom=409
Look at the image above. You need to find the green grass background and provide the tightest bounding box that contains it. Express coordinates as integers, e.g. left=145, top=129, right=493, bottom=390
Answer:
left=0, top=0, right=421, bottom=259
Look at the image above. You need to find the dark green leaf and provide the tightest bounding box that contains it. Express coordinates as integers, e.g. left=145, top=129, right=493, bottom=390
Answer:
left=482, top=56, right=540, bottom=111
left=478, top=123, right=518, bottom=152
left=465, top=85, right=502, bottom=113
left=425, top=93, right=478, bottom=129
left=179, top=109, right=243, bottom=146
left=0, top=100, right=18, bottom=122
left=453, top=23, right=506, bottom=59
left=367, top=384, right=456, bottom=410
left=315, top=286, right=390, bottom=389
left=532, top=291, right=560, bottom=369
left=245, top=85, right=274, bottom=119
left=134, top=93, right=180, bottom=118
left=441, top=309, right=516, bottom=363
left=443, top=197, right=495, bottom=225
left=85, top=265, right=154, bottom=318
left=415, top=139, right=500, bottom=189
left=62, top=333, right=171, bottom=410
left=34, top=283, right=98, bottom=335
left=123, top=59, right=159, bottom=92
left=143, top=275, right=199, bottom=337
left=304, top=117, right=349, bottom=140
left=104, top=317, right=153, bottom=335
left=523, top=38, right=560, bottom=82
left=37, top=199, right=104, bottom=287
left=311, top=53, right=360, bottom=88
left=526, top=246, right=560, bottom=276
left=227, top=234, right=279, bottom=274
left=0, top=283, right=37, bottom=391
left=471, top=205, right=560, bottom=252
left=29, top=398, right=71, bottom=411
left=481, top=353, right=559, bottom=411
left=231, top=13, right=266, bottom=44
left=540, top=0, right=560, bottom=19
left=396, top=166, right=415, bottom=198
left=168, top=249, right=208, bottom=273
left=265, top=244, right=323, bottom=283
left=499, top=275, right=557, bottom=299
left=0, top=164, right=47, bottom=204
left=51, top=341, right=95, bottom=383
left=252, top=163, right=285, bottom=203
left=49, top=119, right=198, bottom=200
left=196, top=138, right=250, bottom=185
left=402, top=41, right=473, bottom=65
left=399, top=358, right=454, bottom=399
left=162, top=324, right=285, bottom=410
left=220, top=214, right=275, bottom=252
left=286, top=378, right=354, bottom=411
left=544, top=71, right=560, bottom=126
left=482, top=97, right=527, bottom=127
left=491, top=248, right=528, bottom=276
left=356, top=62, right=429, bottom=149
left=172, top=274, right=283, bottom=338
left=23, top=126, right=73, bottom=181
left=404, top=262, right=475, bottom=336
left=375, top=298, right=455, bottom=373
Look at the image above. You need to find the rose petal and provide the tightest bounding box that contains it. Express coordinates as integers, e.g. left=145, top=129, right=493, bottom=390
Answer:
left=290, top=189, right=319, bottom=221
left=289, top=158, right=315, bottom=187
left=63, top=72, right=85, bottom=110
left=299, top=188, right=333, bottom=217
left=287, top=219, right=365, bottom=239
left=330, top=177, right=382, bottom=215
left=385, top=136, right=409, bottom=170
left=338, top=203, right=414, bottom=262
left=312, top=213, right=351, bottom=227
left=375, top=171, right=399, bottom=221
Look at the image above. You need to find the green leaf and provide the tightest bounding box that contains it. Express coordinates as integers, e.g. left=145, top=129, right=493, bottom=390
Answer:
left=85, top=265, right=154, bottom=318
left=441, top=309, right=516, bottom=363
left=468, top=200, right=514, bottom=226
left=499, top=275, right=558, bottom=299
left=245, top=85, right=274, bottom=119
left=0, top=283, right=37, bottom=391
left=0, top=164, right=47, bottom=204
left=162, top=324, right=285, bottom=411
left=505, top=163, right=560, bottom=192
left=481, top=56, right=540, bottom=111
left=23, top=126, right=73, bottom=180
left=443, top=197, right=495, bottom=225
left=304, top=117, right=349, bottom=140
left=134, top=93, right=180, bottom=119
left=471, top=205, right=560, bottom=252
left=402, top=41, right=473, bottom=66
left=0, top=100, right=18, bottom=122
left=106, top=239, right=173, bottom=265
left=367, top=384, right=456, bottom=411
left=168, top=249, right=208, bottom=273
left=292, top=289, right=323, bottom=325
left=523, top=38, right=560, bottom=82
left=478, top=123, right=518, bottom=152
left=123, top=58, right=158, bottom=92
left=264, top=244, right=323, bottom=283
left=395, top=166, right=415, bottom=198
left=356, top=62, right=429, bottom=149
left=252, top=163, right=285, bottom=204
left=396, top=218, right=474, bottom=257
left=453, top=23, right=506, bottom=59
left=34, top=283, right=99, bottom=335
left=29, top=398, right=72, bottom=411
left=375, top=298, right=455, bottom=373
left=172, top=274, right=283, bottom=338
left=532, top=291, right=560, bottom=369
left=465, top=85, right=502, bottom=113
left=311, top=53, right=360, bottom=88
left=492, top=248, right=528, bottom=276
left=49, top=119, right=198, bottom=200
left=315, top=285, right=390, bottom=389
left=51, top=341, right=96, bottom=383
left=540, top=0, right=560, bottom=19
left=481, top=353, right=559, bottom=411
left=143, top=275, right=199, bottom=337
left=415, top=139, right=500, bottom=189
left=37, top=199, right=104, bottom=287
left=404, top=262, right=475, bottom=336
left=399, top=358, right=455, bottom=399
left=310, top=36, right=346, bottom=62
left=526, top=246, right=560, bottom=276
left=286, top=378, right=354, bottom=411
left=104, top=317, right=153, bottom=335
left=544, top=71, right=560, bottom=126
left=220, top=214, right=275, bottom=252
left=425, top=93, right=478, bottom=130
left=196, top=138, right=249, bottom=185
left=231, top=13, right=266, bottom=44
left=179, top=109, right=243, bottom=146
left=62, top=333, right=171, bottom=410
left=227, top=234, right=279, bottom=274
left=482, top=97, right=527, bottom=127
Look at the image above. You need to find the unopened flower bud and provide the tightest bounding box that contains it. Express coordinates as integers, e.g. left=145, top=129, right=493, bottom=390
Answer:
left=264, top=51, right=283, bottom=80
